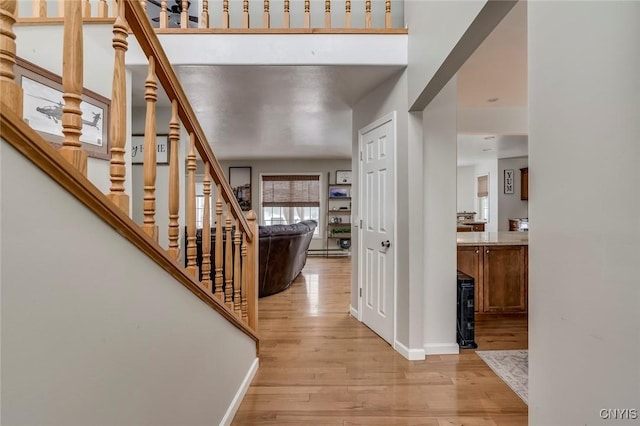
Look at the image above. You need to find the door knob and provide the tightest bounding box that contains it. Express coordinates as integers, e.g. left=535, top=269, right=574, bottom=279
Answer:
left=381, top=240, right=391, bottom=248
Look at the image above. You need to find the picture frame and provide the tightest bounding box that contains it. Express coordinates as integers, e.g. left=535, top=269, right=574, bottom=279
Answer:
left=329, top=186, right=350, bottom=198
left=504, top=169, right=515, bottom=194
left=229, top=167, right=252, bottom=211
left=336, top=170, right=352, bottom=184
left=131, top=134, right=169, bottom=165
left=14, top=57, right=111, bottom=160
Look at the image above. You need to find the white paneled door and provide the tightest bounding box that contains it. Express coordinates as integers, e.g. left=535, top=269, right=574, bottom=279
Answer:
left=359, top=113, right=395, bottom=345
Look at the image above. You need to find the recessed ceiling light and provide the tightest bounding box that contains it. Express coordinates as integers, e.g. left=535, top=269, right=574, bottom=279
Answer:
left=484, top=136, right=495, bottom=140
left=482, top=148, right=492, bottom=152
left=487, top=97, right=499, bottom=103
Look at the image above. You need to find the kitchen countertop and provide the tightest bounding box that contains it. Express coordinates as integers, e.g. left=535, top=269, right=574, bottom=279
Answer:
left=457, top=231, right=528, bottom=246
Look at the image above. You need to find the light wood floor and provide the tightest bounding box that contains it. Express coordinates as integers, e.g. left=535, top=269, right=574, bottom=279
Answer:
left=233, top=257, right=528, bottom=425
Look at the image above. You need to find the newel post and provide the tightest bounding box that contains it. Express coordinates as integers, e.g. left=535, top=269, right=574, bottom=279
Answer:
left=0, top=0, right=23, bottom=116
left=246, top=210, right=259, bottom=331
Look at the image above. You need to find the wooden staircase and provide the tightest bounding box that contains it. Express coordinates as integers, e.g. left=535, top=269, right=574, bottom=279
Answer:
left=0, top=0, right=259, bottom=343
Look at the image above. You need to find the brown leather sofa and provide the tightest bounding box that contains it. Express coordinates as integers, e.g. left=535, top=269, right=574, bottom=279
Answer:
left=194, top=220, right=317, bottom=298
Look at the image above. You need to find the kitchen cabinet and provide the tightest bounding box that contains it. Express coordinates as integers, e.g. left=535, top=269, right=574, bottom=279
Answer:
left=482, top=245, right=527, bottom=313
left=456, top=245, right=528, bottom=314
left=520, top=167, right=528, bottom=200
left=456, top=246, right=482, bottom=313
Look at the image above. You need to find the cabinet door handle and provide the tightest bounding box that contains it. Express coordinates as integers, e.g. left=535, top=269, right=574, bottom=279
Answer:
left=486, top=250, right=490, bottom=254
left=475, top=250, right=479, bottom=254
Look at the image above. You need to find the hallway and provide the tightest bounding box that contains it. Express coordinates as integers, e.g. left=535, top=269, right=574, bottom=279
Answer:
left=233, top=257, right=527, bottom=425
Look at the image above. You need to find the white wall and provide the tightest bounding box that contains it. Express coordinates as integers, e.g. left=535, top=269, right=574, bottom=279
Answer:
left=405, top=0, right=486, bottom=108
left=352, top=69, right=426, bottom=357
left=220, top=158, right=352, bottom=251
left=529, top=2, right=640, bottom=424
left=422, top=77, right=459, bottom=354
left=497, top=156, right=528, bottom=231
left=14, top=25, right=133, bottom=208
left=456, top=165, right=475, bottom=213
left=1, top=140, right=257, bottom=425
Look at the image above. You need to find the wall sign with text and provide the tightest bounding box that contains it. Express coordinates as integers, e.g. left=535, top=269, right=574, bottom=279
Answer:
left=504, top=169, right=514, bottom=194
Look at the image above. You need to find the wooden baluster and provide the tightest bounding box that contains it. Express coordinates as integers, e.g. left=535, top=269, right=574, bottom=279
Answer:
left=185, top=133, right=197, bottom=277
left=200, top=165, right=212, bottom=291
left=0, top=0, right=23, bottom=116
left=224, top=211, right=234, bottom=310
left=82, top=0, right=91, bottom=17
left=345, top=0, right=351, bottom=28
left=233, top=221, right=242, bottom=317
left=98, top=0, right=109, bottom=18
left=159, top=0, right=168, bottom=28
left=180, top=0, right=188, bottom=28
left=365, top=0, right=371, bottom=28
left=385, top=0, right=391, bottom=28
left=241, top=232, right=248, bottom=323
left=263, top=0, right=269, bottom=29
left=200, top=0, right=209, bottom=28
left=57, top=0, right=64, bottom=17
left=214, top=187, right=224, bottom=300
left=246, top=211, right=259, bottom=331
left=242, top=0, right=249, bottom=29
left=32, top=0, right=47, bottom=17
left=142, top=56, right=158, bottom=241
left=107, top=0, right=129, bottom=210
left=283, top=0, right=289, bottom=29
left=324, top=0, right=330, bottom=28
left=167, top=100, right=180, bottom=260
left=304, top=0, right=310, bottom=28
left=222, top=0, right=229, bottom=29
left=111, top=0, right=117, bottom=18
left=59, top=0, right=87, bottom=176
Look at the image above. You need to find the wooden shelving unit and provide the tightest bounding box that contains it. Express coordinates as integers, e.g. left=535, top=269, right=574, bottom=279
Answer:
left=325, top=173, right=352, bottom=256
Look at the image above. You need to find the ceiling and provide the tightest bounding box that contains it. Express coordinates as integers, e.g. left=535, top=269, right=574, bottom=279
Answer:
left=132, top=1, right=527, bottom=161
left=456, top=0, right=528, bottom=166
left=177, top=65, right=404, bottom=160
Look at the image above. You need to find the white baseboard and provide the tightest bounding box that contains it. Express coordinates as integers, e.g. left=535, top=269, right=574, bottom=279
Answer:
left=220, top=357, right=259, bottom=426
left=349, top=305, right=358, bottom=319
left=424, top=342, right=460, bottom=355
left=395, top=340, right=426, bottom=360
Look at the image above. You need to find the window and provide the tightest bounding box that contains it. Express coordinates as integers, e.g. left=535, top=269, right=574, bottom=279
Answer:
left=477, top=175, right=489, bottom=222
left=261, top=174, right=321, bottom=235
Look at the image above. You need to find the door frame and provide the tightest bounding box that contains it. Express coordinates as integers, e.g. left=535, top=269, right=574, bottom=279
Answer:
left=356, top=111, right=398, bottom=348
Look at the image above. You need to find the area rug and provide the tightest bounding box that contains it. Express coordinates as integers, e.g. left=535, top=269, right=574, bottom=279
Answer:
left=476, top=350, right=528, bottom=404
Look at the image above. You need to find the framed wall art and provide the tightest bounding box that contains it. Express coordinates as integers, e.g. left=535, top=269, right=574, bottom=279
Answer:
left=131, top=134, right=169, bottom=165
left=229, top=167, right=252, bottom=211
left=14, top=57, right=111, bottom=160
left=504, top=169, right=515, bottom=194
left=336, top=170, right=352, bottom=184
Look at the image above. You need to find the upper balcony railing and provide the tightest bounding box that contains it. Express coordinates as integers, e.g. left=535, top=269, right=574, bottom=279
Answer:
left=16, top=0, right=407, bottom=33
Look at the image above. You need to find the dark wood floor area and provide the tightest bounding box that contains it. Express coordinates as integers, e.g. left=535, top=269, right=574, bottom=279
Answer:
left=233, top=257, right=528, bottom=425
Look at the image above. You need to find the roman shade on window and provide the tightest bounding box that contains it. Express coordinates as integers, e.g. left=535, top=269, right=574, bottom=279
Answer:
left=262, top=175, right=320, bottom=207
left=477, top=175, right=489, bottom=197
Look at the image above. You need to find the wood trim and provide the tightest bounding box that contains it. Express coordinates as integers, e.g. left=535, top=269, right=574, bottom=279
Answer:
left=122, top=0, right=254, bottom=242
left=153, top=27, right=408, bottom=35
left=16, top=17, right=116, bottom=25
left=0, top=105, right=259, bottom=349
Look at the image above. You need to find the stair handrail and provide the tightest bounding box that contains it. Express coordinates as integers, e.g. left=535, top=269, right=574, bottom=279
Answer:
left=123, top=0, right=253, bottom=242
